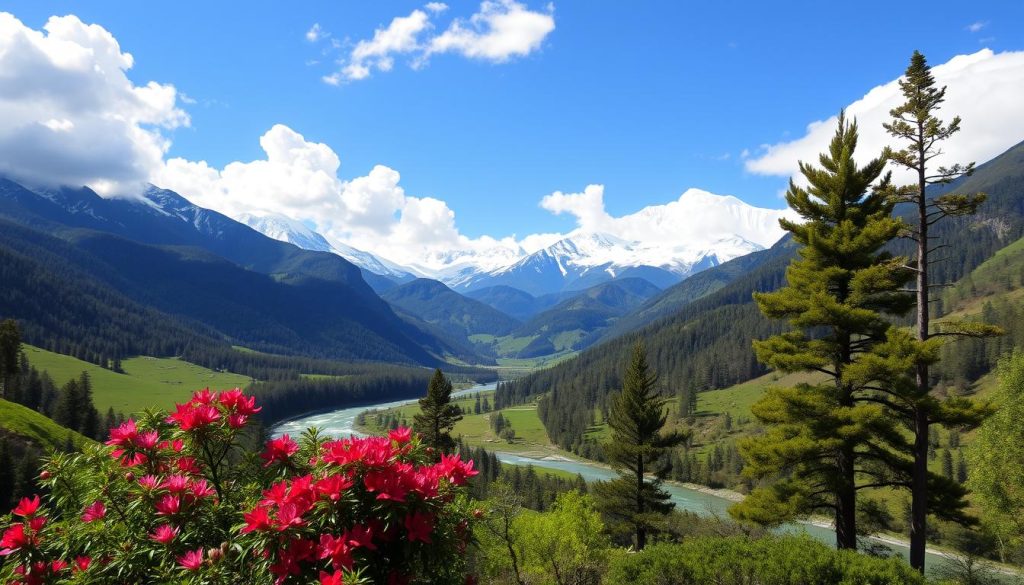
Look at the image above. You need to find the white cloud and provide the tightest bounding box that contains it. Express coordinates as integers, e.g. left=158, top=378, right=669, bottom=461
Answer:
left=341, top=9, right=431, bottom=81
left=426, top=0, right=555, bottom=62
left=325, top=1, right=554, bottom=83
left=541, top=184, right=791, bottom=251
left=0, top=12, right=189, bottom=195
left=966, top=21, right=987, bottom=33
left=745, top=50, right=1024, bottom=184
left=305, top=23, right=327, bottom=42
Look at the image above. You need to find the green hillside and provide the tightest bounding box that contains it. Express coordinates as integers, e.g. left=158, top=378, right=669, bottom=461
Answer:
left=0, top=399, right=92, bottom=451
left=22, top=345, right=252, bottom=414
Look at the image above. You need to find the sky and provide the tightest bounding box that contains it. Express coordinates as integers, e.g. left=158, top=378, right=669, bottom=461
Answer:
left=1, top=1, right=1023, bottom=268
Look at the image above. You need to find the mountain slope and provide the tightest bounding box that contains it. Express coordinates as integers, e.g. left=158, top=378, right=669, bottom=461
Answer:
left=382, top=279, right=521, bottom=342
left=497, top=138, right=1024, bottom=454
left=0, top=179, right=473, bottom=366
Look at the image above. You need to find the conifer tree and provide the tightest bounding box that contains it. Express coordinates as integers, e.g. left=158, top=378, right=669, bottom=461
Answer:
left=880, top=50, right=998, bottom=573
left=413, top=369, right=462, bottom=455
left=0, top=438, right=13, bottom=509
left=729, top=114, right=914, bottom=550
left=593, top=341, right=686, bottom=550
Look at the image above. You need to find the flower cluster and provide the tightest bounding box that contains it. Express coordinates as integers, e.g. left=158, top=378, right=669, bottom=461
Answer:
left=0, top=389, right=479, bottom=585
left=243, top=427, right=478, bottom=583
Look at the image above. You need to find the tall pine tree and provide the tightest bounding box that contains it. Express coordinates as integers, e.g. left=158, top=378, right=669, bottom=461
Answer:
left=729, top=114, right=914, bottom=550
left=593, top=341, right=686, bottom=550
left=412, top=369, right=462, bottom=455
left=880, top=50, right=997, bottom=573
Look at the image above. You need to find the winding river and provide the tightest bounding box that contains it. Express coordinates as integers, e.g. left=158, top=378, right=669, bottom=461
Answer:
left=272, top=382, right=963, bottom=576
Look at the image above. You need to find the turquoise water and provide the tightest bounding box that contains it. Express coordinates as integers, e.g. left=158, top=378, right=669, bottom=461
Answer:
left=272, top=383, right=959, bottom=575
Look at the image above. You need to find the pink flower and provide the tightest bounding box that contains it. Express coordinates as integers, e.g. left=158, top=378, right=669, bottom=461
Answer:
left=150, top=524, right=178, bottom=544
left=404, top=511, right=434, bottom=543
left=81, top=501, right=106, bottom=523
left=261, top=435, right=299, bottom=467
left=105, top=420, right=138, bottom=448
left=388, top=427, right=412, bottom=444
left=138, top=475, right=161, bottom=490
left=155, top=494, right=181, bottom=516
left=12, top=495, right=40, bottom=517
left=177, top=548, right=204, bottom=571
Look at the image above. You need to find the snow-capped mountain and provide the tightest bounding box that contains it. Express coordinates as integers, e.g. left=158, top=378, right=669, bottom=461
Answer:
left=236, top=213, right=416, bottom=281
left=438, top=189, right=793, bottom=295
left=232, top=189, right=791, bottom=297
left=446, top=231, right=765, bottom=296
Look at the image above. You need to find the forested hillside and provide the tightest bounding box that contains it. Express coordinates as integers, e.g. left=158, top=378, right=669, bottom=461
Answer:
left=498, top=139, right=1024, bottom=454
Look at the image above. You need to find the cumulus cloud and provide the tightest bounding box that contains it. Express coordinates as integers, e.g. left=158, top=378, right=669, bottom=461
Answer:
left=154, top=124, right=525, bottom=269
left=0, top=12, right=189, bottom=195
left=320, top=1, right=554, bottom=83
left=426, top=0, right=555, bottom=62
left=745, top=50, right=1024, bottom=184
left=541, top=184, right=791, bottom=251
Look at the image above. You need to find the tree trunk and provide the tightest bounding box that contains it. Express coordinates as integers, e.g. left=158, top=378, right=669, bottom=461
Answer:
left=910, top=130, right=930, bottom=575
left=836, top=442, right=858, bottom=549
left=636, top=453, right=646, bottom=550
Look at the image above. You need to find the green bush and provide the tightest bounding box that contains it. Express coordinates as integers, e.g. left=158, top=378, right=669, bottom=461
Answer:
left=604, top=535, right=925, bottom=585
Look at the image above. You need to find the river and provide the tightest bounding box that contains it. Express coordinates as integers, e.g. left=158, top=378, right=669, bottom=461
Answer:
left=272, top=382, right=965, bottom=576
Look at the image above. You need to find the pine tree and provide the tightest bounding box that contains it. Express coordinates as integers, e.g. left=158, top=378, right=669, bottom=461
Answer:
left=882, top=50, right=997, bottom=573
left=593, top=341, right=687, bottom=550
left=78, top=372, right=100, bottom=439
left=53, top=378, right=82, bottom=431
left=0, top=319, right=21, bottom=400
left=412, top=369, right=462, bottom=455
left=729, top=114, right=914, bottom=550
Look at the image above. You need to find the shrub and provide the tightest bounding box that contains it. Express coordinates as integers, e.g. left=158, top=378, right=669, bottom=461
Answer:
left=0, top=389, right=479, bottom=584
left=603, top=535, right=925, bottom=585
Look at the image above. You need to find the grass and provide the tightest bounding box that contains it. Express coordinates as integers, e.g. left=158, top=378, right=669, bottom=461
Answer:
left=0, top=399, right=93, bottom=451
left=23, top=345, right=252, bottom=415
left=359, top=391, right=572, bottom=459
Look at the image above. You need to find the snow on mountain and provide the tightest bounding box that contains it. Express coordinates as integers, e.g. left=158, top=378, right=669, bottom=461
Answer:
left=236, top=213, right=416, bottom=280
left=232, top=189, right=791, bottom=296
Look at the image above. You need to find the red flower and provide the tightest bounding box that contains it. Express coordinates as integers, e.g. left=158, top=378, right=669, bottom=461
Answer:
left=74, top=555, right=92, bottom=571
left=81, top=501, right=106, bottom=523
left=388, top=427, right=412, bottom=444
left=189, top=478, right=216, bottom=499
left=345, top=524, right=377, bottom=551
left=191, top=388, right=216, bottom=405
left=155, top=494, right=181, bottom=516
left=320, top=570, right=345, bottom=585
left=138, top=475, right=160, bottom=490
left=50, top=559, right=68, bottom=573
left=241, top=507, right=273, bottom=534
left=314, top=474, right=354, bottom=502
left=135, top=430, right=159, bottom=449
left=177, top=548, right=204, bottom=571
left=168, top=402, right=220, bottom=431
left=318, top=534, right=353, bottom=571
left=12, top=495, right=40, bottom=517
left=162, top=474, right=189, bottom=493
left=0, top=524, right=32, bottom=556
left=404, top=511, right=434, bottom=543
left=435, top=454, right=478, bottom=486
left=261, top=435, right=299, bottom=467
left=150, top=524, right=178, bottom=544
left=219, top=389, right=261, bottom=416
left=275, top=503, right=307, bottom=531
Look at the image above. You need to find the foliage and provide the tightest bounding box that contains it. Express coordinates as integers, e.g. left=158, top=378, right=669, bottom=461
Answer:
left=731, top=114, right=913, bottom=549
left=967, top=351, right=1024, bottom=560
left=476, top=491, right=611, bottom=585
left=594, top=341, right=686, bottom=549
left=603, top=535, right=925, bottom=585
left=0, top=389, right=479, bottom=584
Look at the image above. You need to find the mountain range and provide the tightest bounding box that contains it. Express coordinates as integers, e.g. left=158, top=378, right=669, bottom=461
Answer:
left=238, top=189, right=791, bottom=297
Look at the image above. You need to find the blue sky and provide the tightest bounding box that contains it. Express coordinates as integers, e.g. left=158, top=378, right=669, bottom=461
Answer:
left=1, top=1, right=1023, bottom=263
